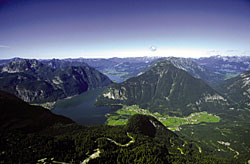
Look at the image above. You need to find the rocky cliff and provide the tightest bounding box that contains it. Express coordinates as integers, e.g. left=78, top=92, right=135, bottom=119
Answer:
left=0, top=59, right=112, bottom=103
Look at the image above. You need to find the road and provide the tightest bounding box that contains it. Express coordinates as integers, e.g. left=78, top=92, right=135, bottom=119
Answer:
left=81, top=132, right=135, bottom=164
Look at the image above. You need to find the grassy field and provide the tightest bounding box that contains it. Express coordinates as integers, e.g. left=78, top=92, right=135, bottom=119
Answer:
left=106, top=105, right=220, bottom=131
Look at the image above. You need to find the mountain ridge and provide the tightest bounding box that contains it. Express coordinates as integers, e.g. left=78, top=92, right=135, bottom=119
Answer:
left=192, top=55, right=250, bottom=79
left=0, top=59, right=112, bottom=104
left=1, top=56, right=249, bottom=85
left=160, top=57, right=224, bottom=86
left=97, top=60, right=229, bottom=116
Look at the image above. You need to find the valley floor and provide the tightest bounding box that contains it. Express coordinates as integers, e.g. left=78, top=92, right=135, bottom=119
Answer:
left=106, top=105, right=220, bottom=131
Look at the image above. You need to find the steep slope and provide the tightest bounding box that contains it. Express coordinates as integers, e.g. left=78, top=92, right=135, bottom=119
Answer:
left=163, top=57, right=224, bottom=86
left=97, top=60, right=229, bottom=116
left=0, top=59, right=112, bottom=103
left=0, top=90, right=73, bottom=132
left=217, top=71, right=250, bottom=108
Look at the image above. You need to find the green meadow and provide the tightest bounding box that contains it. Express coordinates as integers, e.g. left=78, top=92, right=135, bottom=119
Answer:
left=106, top=105, right=220, bottom=131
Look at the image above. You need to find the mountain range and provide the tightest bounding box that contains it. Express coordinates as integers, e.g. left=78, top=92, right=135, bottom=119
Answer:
left=158, top=57, right=224, bottom=86
left=192, top=55, right=250, bottom=79
left=40, top=55, right=250, bottom=85
left=0, top=59, right=112, bottom=104
left=0, top=56, right=248, bottom=110
left=39, top=57, right=160, bottom=83
left=0, top=55, right=250, bottom=163
left=97, top=59, right=229, bottom=116
left=1, top=55, right=249, bottom=85
left=39, top=56, right=231, bottom=85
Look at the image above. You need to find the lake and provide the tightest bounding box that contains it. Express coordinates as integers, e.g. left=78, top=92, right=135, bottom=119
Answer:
left=52, top=88, right=120, bottom=125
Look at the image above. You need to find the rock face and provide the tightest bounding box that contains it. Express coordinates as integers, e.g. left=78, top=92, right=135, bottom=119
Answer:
left=0, top=59, right=112, bottom=103
left=218, top=71, right=250, bottom=108
left=162, top=57, right=224, bottom=86
left=97, top=60, right=229, bottom=116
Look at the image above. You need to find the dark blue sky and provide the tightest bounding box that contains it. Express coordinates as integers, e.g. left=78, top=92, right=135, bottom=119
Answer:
left=0, top=0, right=250, bottom=59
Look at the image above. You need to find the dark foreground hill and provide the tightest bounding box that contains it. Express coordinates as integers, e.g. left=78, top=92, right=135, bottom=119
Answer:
left=0, top=91, right=231, bottom=163
left=97, top=60, right=229, bottom=116
left=0, top=90, right=73, bottom=132
left=0, top=59, right=112, bottom=104
left=0, top=110, right=230, bottom=163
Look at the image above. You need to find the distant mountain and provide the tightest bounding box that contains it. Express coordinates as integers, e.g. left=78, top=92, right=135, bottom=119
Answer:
left=0, top=59, right=112, bottom=103
left=41, top=57, right=226, bottom=85
left=47, top=57, right=161, bottom=83
left=40, top=58, right=89, bottom=69
left=217, top=70, right=250, bottom=108
left=97, top=60, right=229, bottom=116
left=0, top=57, right=22, bottom=66
left=79, top=56, right=160, bottom=69
left=2, top=56, right=248, bottom=85
left=161, top=57, right=224, bottom=86
left=192, top=55, right=250, bottom=79
left=0, top=90, right=73, bottom=132
left=108, top=57, right=160, bottom=80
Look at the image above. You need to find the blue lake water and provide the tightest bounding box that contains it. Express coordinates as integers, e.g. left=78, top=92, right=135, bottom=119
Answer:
left=52, top=88, right=120, bottom=125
